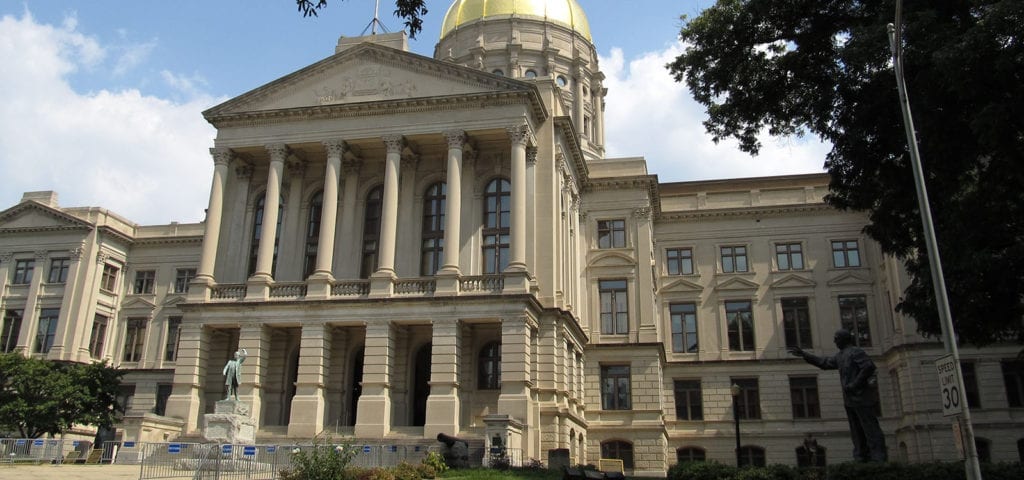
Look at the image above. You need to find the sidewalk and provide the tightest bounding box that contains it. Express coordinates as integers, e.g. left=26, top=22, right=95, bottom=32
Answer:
left=0, top=463, right=140, bottom=480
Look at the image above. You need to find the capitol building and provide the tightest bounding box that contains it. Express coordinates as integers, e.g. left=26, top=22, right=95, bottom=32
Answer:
left=1, top=0, right=1022, bottom=474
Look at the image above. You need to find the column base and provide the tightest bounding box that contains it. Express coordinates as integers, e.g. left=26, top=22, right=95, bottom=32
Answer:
left=187, top=276, right=215, bottom=302
left=353, top=394, right=392, bottom=438
left=502, top=270, right=531, bottom=294
left=287, top=392, right=327, bottom=438
left=369, top=270, right=396, bottom=298
left=306, top=273, right=334, bottom=300
left=245, top=274, right=273, bottom=301
left=434, top=269, right=461, bottom=295
left=423, top=390, right=461, bottom=439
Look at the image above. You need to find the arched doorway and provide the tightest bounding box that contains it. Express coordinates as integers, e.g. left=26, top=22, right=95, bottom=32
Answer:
left=412, top=343, right=431, bottom=426
left=349, top=347, right=364, bottom=426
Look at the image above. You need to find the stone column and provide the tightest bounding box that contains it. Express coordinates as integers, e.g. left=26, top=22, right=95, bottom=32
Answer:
left=370, top=136, right=403, bottom=296
left=289, top=323, right=332, bottom=437
left=506, top=125, right=530, bottom=273
left=52, top=247, right=86, bottom=362
left=634, top=207, right=658, bottom=342
left=497, top=317, right=533, bottom=428
left=424, top=319, right=461, bottom=438
left=594, top=74, right=606, bottom=146
left=194, top=148, right=232, bottom=297
left=308, top=140, right=345, bottom=298
left=441, top=131, right=465, bottom=274
left=396, top=155, right=418, bottom=277
left=573, top=62, right=586, bottom=131
left=336, top=160, right=362, bottom=278
left=165, top=323, right=210, bottom=434
left=19, top=250, right=49, bottom=356
left=525, top=147, right=538, bottom=280
left=354, top=323, right=394, bottom=437
left=237, top=324, right=270, bottom=427
left=253, top=144, right=287, bottom=280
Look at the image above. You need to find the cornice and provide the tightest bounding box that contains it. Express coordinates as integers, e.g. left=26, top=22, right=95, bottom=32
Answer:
left=132, top=236, right=204, bottom=247
left=0, top=201, right=96, bottom=230
left=583, top=175, right=661, bottom=217
left=0, top=225, right=91, bottom=235
left=552, top=116, right=589, bottom=183
left=657, top=203, right=832, bottom=222
left=97, top=225, right=136, bottom=246
left=205, top=91, right=546, bottom=129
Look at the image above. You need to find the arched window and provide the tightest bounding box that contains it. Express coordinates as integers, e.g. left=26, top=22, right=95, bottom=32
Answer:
left=248, top=193, right=283, bottom=276
left=478, top=341, right=501, bottom=390
left=524, top=69, right=538, bottom=78
left=421, top=182, right=446, bottom=276
left=738, top=446, right=766, bottom=467
left=303, top=190, right=324, bottom=278
left=676, top=447, right=705, bottom=463
left=482, top=178, right=511, bottom=274
left=360, top=186, right=384, bottom=278
left=795, top=444, right=826, bottom=467
left=600, top=440, right=634, bottom=469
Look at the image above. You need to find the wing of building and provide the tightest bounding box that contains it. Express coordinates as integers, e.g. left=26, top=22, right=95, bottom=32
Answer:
left=1, top=0, right=1022, bottom=472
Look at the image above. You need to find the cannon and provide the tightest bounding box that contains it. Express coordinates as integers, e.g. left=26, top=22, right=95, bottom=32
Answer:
left=435, top=433, right=470, bottom=468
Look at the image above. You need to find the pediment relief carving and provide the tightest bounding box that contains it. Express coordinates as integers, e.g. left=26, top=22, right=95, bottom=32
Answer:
left=714, top=275, right=760, bottom=291
left=770, top=273, right=817, bottom=289
left=661, top=277, right=704, bottom=293
left=588, top=251, right=636, bottom=267
left=826, top=270, right=872, bottom=287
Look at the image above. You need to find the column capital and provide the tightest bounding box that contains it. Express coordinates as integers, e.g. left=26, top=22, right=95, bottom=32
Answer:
left=526, top=146, right=538, bottom=166
left=323, top=139, right=347, bottom=158
left=210, top=147, right=234, bottom=166
left=382, top=135, right=405, bottom=154
left=35, top=250, right=49, bottom=260
left=632, top=207, right=651, bottom=219
left=506, top=124, right=532, bottom=146
left=443, top=130, right=466, bottom=149
left=96, top=251, right=110, bottom=265
left=235, top=161, right=254, bottom=179
left=287, top=159, right=307, bottom=177
left=342, top=159, right=363, bottom=176
left=265, top=143, right=289, bottom=162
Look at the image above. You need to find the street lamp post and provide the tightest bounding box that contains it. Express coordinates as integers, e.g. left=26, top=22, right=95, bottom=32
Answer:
left=731, top=383, right=742, bottom=467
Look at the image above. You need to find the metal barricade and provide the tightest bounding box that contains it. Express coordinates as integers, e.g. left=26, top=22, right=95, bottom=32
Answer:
left=0, top=438, right=66, bottom=464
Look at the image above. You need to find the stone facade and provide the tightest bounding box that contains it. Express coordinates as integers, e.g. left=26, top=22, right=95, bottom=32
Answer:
left=1, top=0, right=1022, bottom=475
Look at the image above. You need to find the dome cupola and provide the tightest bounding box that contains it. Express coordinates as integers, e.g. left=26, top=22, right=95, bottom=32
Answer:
left=440, top=0, right=592, bottom=42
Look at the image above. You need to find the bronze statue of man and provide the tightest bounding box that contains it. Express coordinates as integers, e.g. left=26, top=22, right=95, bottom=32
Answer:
left=790, top=329, right=887, bottom=462
left=223, top=349, right=248, bottom=401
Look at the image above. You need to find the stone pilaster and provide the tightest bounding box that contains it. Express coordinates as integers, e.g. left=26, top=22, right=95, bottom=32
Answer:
left=506, top=124, right=530, bottom=273
left=336, top=160, right=361, bottom=278
left=19, top=251, right=49, bottom=355
left=165, top=323, right=210, bottom=434
left=497, top=317, right=533, bottom=428
left=237, top=324, right=270, bottom=428
left=424, top=319, right=462, bottom=438
left=354, top=323, right=394, bottom=437
left=633, top=207, right=658, bottom=342
left=289, top=323, right=332, bottom=437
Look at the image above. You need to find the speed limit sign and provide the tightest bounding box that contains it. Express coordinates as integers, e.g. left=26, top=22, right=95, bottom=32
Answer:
left=934, top=354, right=964, bottom=417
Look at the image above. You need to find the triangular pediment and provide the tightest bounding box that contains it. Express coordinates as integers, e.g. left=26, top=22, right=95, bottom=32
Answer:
left=589, top=251, right=636, bottom=267
left=661, top=277, right=705, bottom=293
left=714, top=276, right=760, bottom=291
left=122, top=296, right=157, bottom=309
left=827, top=271, right=872, bottom=287
left=0, top=201, right=93, bottom=231
left=770, top=273, right=817, bottom=289
left=205, top=43, right=534, bottom=117
left=162, top=295, right=186, bottom=307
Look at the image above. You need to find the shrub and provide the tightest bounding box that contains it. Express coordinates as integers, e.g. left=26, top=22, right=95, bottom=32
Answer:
left=668, top=460, right=737, bottom=480
left=423, top=451, right=449, bottom=474
left=279, top=434, right=357, bottom=480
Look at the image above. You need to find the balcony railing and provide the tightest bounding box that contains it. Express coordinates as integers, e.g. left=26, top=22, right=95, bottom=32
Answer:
left=201, top=274, right=505, bottom=303
left=210, top=284, right=246, bottom=300
left=394, top=278, right=436, bottom=295
left=331, top=280, right=370, bottom=297
left=459, top=275, right=504, bottom=293
left=269, top=282, right=307, bottom=299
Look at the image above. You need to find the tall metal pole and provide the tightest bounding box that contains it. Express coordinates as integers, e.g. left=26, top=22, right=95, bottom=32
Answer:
left=887, top=2, right=981, bottom=479
left=732, top=384, right=742, bottom=467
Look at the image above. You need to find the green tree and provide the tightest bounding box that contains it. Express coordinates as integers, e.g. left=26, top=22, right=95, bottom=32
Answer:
left=295, top=0, right=429, bottom=38
left=0, top=353, right=123, bottom=438
left=667, top=0, right=1024, bottom=346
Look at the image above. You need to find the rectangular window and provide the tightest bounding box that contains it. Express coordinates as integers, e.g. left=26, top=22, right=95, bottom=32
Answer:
left=600, top=365, right=631, bottom=410
left=164, top=317, right=182, bottom=362
left=732, top=377, right=761, bottom=419
left=790, top=376, right=821, bottom=419
left=154, top=384, right=173, bottom=416
left=670, top=303, right=698, bottom=353
left=832, top=240, right=861, bottom=267
left=961, top=361, right=980, bottom=409
left=101, top=264, right=119, bottom=292
left=47, top=258, right=70, bottom=283
left=725, top=300, right=755, bottom=351
left=775, top=243, right=804, bottom=270
left=890, top=369, right=904, bottom=415
left=123, top=317, right=146, bottom=362
left=599, top=279, right=629, bottom=335
left=133, top=270, right=156, bottom=294
left=673, top=379, right=703, bottom=420
left=1, top=310, right=23, bottom=353
left=782, top=297, right=812, bottom=349
left=1001, top=360, right=1024, bottom=408
left=666, top=248, right=694, bottom=275
left=34, top=308, right=60, bottom=354
left=12, top=259, right=34, bottom=284
left=174, top=268, right=197, bottom=293
left=89, top=314, right=108, bottom=359
left=838, top=295, right=872, bottom=347
left=720, top=246, right=748, bottom=273
left=597, top=219, right=626, bottom=248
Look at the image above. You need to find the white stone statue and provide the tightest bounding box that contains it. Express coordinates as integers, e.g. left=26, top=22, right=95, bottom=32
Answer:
left=222, top=349, right=248, bottom=400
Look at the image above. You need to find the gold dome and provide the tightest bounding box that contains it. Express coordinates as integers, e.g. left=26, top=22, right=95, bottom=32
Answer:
left=440, top=0, right=592, bottom=42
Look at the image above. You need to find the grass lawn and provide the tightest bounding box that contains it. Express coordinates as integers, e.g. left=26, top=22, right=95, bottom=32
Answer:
left=441, top=468, right=563, bottom=480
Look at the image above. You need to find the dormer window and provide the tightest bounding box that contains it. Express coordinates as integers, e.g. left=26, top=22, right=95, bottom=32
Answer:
left=556, top=75, right=568, bottom=87
left=524, top=69, right=538, bottom=79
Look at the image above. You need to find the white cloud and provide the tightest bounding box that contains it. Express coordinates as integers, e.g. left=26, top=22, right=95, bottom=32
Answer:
left=600, top=42, right=830, bottom=183
left=113, top=38, right=158, bottom=76
left=0, top=11, right=221, bottom=225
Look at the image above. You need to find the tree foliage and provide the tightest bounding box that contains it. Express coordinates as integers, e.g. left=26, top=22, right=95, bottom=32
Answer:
left=668, top=0, right=1024, bottom=345
left=295, top=0, right=429, bottom=38
left=0, top=353, right=123, bottom=438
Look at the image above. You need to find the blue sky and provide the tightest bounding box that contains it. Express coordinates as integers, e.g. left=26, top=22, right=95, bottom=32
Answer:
left=0, top=1, right=827, bottom=224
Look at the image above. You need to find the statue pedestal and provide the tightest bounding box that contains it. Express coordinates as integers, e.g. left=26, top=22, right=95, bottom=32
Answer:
left=203, top=400, right=256, bottom=444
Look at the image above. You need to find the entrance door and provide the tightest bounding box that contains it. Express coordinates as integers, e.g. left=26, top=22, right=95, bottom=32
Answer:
left=412, top=343, right=431, bottom=426
left=349, top=347, right=364, bottom=425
